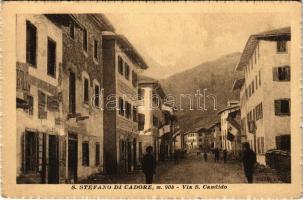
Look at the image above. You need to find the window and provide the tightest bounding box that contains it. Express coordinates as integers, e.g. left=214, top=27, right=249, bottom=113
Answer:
left=255, top=76, right=258, bottom=90
left=274, top=99, right=290, bottom=116
left=69, top=21, right=75, bottom=39
left=82, top=29, right=88, bottom=51
left=24, top=132, right=39, bottom=173
left=26, top=21, right=37, bottom=67
left=26, top=95, right=34, bottom=115
left=95, top=143, right=100, bottom=166
left=245, top=89, right=248, bottom=99
left=260, top=103, right=263, bottom=119
left=138, top=88, right=144, bottom=100
left=153, top=115, right=158, bottom=127
left=69, top=71, right=76, bottom=113
left=83, top=78, right=89, bottom=105
left=38, top=90, right=47, bottom=119
left=248, top=85, right=251, bottom=97
left=132, top=71, right=137, bottom=87
left=82, top=142, right=89, bottom=166
left=251, top=80, right=254, bottom=94
left=94, top=40, right=98, bottom=60
left=277, top=41, right=287, bottom=53
left=273, top=66, right=290, bottom=81
left=125, top=63, right=130, bottom=80
left=138, top=113, right=145, bottom=131
left=276, top=135, right=290, bottom=151
left=125, top=101, right=131, bottom=119
left=47, top=38, right=56, bottom=77
left=118, top=97, right=124, bottom=116
left=118, top=56, right=124, bottom=75
left=133, top=106, right=137, bottom=122
left=94, top=84, right=100, bottom=107
left=259, top=70, right=261, bottom=86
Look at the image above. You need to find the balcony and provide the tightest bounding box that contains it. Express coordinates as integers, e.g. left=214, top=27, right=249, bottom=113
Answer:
left=16, top=62, right=30, bottom=99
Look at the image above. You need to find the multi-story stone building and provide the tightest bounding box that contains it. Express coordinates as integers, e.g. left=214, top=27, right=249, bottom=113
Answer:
left=185, top=131, right=199, bottom=150
left=137, top=76, right=166, bottom=161
left=233, top=27, right=291, bottom=164
left=208, top=122, right=221, bottom=149
left=16, top=14, right=63, bottom=183
left=102, top=33, right=148, bottom=174
left=46, top=14, right=114, bottom=182
left=218, top=101, right=240, bottom=152
left=158, top=104, right=177, bottom=160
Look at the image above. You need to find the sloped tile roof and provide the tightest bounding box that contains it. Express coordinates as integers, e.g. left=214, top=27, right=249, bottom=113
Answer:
left=235, top=27, right=291, bottom=71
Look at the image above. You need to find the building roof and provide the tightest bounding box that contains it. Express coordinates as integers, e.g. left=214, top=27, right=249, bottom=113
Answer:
left=208, top=121, right=221, bottom=130
left=102, top=33, right=148, bottom=69
left=217, top=104, right=240, bottom=115
left=235, top=27, right=291, bottom=71
left=232, top=78, right=245, bottom=90
left=138, top=75, right=166, bottom=98
left=138, top=75, right=157, bottom=84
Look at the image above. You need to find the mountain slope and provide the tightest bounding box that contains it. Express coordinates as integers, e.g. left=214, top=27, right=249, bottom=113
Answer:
left=160, top=52, right=242, bottom=131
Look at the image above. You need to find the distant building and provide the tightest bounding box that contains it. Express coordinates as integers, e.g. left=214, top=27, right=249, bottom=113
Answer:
left=185, top=131, right=199, bottom=150
left=102, top=33, right=148, bottom=174
left=173, top=129, right=186, bottom=151
left=218, top=101, right=240, bottom=152
left=158, top=104, right=177, bottom=160
left=233, top=27, right=291, bottom=164
left=208, top=122, right=221, bottom=149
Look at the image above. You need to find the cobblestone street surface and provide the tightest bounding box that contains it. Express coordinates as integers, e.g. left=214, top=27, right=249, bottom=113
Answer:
left=82, top=153, right=282, bottom=184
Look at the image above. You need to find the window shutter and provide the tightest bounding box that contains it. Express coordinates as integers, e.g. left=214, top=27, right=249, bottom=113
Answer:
left=285, top=66, right=290, bottom=81
left=274, top=100, right=281, bottom=116
left=273, top=67, right=278, bottom=81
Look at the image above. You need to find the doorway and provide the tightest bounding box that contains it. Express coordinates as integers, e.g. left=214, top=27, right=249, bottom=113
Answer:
left=127, top=141, right=132, bottom=172
left=48, top=135, right=59, bottom=183
left=68, top=133, right=78, bottom=183
left=133, top=139, right=137, bottom=170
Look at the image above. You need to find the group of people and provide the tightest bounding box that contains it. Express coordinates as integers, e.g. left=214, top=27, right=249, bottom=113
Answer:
left=141, top=142, right=256, bottom=184
left=202, top=148, right=228, bottom=163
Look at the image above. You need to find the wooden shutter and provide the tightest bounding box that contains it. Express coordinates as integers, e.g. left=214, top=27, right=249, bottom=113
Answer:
left=285, top=66, right=290, bottom=81
left=273, top=67, right=278, bottom=81
left=274, top=100, right=281, bottom=116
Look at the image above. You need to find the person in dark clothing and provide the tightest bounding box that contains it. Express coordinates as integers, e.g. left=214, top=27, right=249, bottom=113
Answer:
left=242, top=142, right=256, bottom=183
left=203, top=151, right=208, bottom=162
left=214, top=148, right=220, bottom=162
left=142, top=146, right=156, bottom=184
left=223, top=149, right=227, bottom=163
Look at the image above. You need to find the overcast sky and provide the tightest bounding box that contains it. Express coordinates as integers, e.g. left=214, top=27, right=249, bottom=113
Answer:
left=106, top=13, right=290, bottom=79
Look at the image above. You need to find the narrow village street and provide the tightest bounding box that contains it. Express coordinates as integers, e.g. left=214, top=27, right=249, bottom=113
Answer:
left=83, top=152, right=282, bottom=184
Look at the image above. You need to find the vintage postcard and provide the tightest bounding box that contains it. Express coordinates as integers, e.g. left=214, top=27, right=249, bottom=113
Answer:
left=1, top=1, right=302, bottom=198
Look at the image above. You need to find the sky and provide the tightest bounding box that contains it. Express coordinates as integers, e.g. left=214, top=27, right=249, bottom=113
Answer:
left=106, top=13, right=290, bottom=79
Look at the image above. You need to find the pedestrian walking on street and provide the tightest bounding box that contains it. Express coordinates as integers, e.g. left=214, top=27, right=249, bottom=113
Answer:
left=142, top=146, right=156, bottom=184
left=214, top=148, right=220, bottom=162
left=203, top=151, right=208, bottom=162
left=223, top=149, right=227, bottom=163
left=242, top=142, right=256, bottom=183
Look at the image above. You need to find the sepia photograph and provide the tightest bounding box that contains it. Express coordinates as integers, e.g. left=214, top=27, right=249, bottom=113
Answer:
left=2, top=1, right=301, bottom=198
